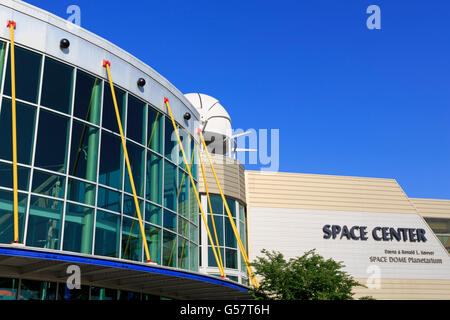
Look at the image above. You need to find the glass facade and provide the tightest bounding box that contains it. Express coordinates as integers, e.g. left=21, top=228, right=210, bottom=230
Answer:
left=201, top=194, right=248, bottom=284
left=0, top=277, right=167, bottom=300
left=0, top=41, right=199, bottom=271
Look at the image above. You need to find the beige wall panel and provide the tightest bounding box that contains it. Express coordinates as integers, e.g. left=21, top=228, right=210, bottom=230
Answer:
left=246, top=171, right=417, bottom=213
left=353, top=279, right=450, bottom=300
left=410, top=198, right=450, bottom=219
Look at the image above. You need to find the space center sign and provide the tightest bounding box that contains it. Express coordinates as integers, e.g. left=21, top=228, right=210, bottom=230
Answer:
left=248, top=208, right=450, bottom=280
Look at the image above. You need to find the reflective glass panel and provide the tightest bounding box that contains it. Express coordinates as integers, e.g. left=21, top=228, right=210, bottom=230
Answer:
left=63, top=203, right=94, bottom=254
left=99, top=131, right=122, bottom=189
left=0, top=41, right=6, bottom=89
left=68, top=120, right=99, bottom=182
left=226, top=248, right=237, bottom=269
left=163, top=231, right=176, bottom=267
left=67, top=178, right=96, bottom=206
left=34, top=110, right=69, bottom=173
left=97, top=186, right=121, bottom=213
left=31, top=170, right=65, bottom=199
left=26, top=196, right=63, bottom=249
left=0, top=98, right=36, bottom=165
left=178, top=169, right=189, bottom=218
left=163, top=209, right=176, bottom=232
left=163, top=160, right=177, bottom=211
left=208, top=214, right=224, bottom=246
left=164, top=117, right=178, bottom=162
left=146, top=152, right=162, bottom=204
left=178, top=236, right=189, bottom=270
left=0, top=162, right=29, bottom=191
left=145, top=202, right=161, bottom=225
left=147, top=106, right=163, bottom=153
left=73, top=70, right=101, bottom=125
left=4, top=46, right=42, bottom=103
left=146, top=224, right=161, bottom=265
left=226, top=198, right=236, bottom=218
left=40, top=56, right=74, bottom=114
left=123, top=194, right=143, bottom=219
left=190, top=243, right=198, bottom=272
left=122, top=216, right=142, bottom=262
left=209, top=195, right=223, bottom=215
left=127, top=95, right=146, bottom=144
left=94, top=210, right=120, bottom=258
left=225, top=217, right=237, bottom=248
left=208, top=246, right=224, bottom=268
left=0, top=190, right=27, bottom=244
left=124, top=141, right=144, bottom=195
left=102, top=83, right=126, bottom=133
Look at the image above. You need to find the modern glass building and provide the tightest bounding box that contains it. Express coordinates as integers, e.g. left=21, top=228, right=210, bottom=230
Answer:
left=0, top=0, right=250, bottom=300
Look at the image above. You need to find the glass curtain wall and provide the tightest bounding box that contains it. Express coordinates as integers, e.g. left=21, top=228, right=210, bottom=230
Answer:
left=0, top=41, right=199, bottom=271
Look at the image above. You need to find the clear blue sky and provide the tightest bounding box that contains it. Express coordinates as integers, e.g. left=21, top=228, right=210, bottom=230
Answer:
left=24, top=0, right=450, bottom=199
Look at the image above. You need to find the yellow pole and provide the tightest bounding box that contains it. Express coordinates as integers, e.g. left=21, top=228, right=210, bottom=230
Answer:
left=164, top=98, right=225, bottom=278
left=104, top=61, right=152, bottom=263
left=8, top=21, right=19, bottom=244
left=198, top=150, right=224, bottom=271
left=199, top=131, right=259, bottom=288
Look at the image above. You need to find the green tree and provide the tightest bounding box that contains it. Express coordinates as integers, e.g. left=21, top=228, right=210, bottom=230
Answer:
left=250, top=249, right=367, bottom=300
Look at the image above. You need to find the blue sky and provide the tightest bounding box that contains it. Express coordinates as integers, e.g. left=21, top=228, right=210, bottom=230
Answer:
left=24, top=0, right=450, bottom=199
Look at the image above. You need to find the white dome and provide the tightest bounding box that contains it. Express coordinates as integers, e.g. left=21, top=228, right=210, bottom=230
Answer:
left=184, top=93, right=232, bottom=138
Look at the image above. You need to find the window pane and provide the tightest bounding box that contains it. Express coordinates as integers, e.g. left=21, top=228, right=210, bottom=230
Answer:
left=178, top=169, right=189, bottom=218
left=239, top=203, right=245, bottom=221
left=208, top=214, right=224, bottom=246
left=4, top=46, right=41, bottom=103
left=163, top=160, right=177, bottom=211
left=190, top=243, right=198, bottom=272
left=34, top=110, right=69, bottom=173
left=73, top=70, right=101, bottom=125
left=190, top=138, right=198, bottom=180
left=190, top=223, right=198, bottom=244
left=178, top=130, right=191, bottom=171
left=209, top=195, right=223, bottom=214
left=99, top=131, right=123, bottom=189
left=146, top=152, right=162, bottom=204
left=26, top=196, right=63, bottom=249
left=127, top=95, right=146, bottom=144
left=67, top=178, right=95, bottom=206
left=102, top=83, right=126, bottom=133
left=147, top=106, right=163, bottom=153
left=145, top=202, right=161, bottom=225
left=189, top=181, right=198, bottom=223
left=163, top=231, right=176, bottom=267
left=0, top=278, right=18, bottom=300
left=0, top=98, right=36, bottom=165
left=117, top=290, right=140, bottom=301
left=41, top=57, right=74, bottom=114
left=0, top=190, right=27, bottom=244
left=94, top=210, right=120, bottom=258
left=90, top=287, right=116, bottom=300
left=123, top=194, right=143, bottom=219
left=226, top=198, right=236, bottom=218
left=163, top=209, right=176, bottom=232
left=164, top=117, right=178, bottom=162
left=31, top=169, right=65, bottom=199
left=208, top=246, right=224, bottom=268
left=97, top=187, right=121, bottom=213
left=178, top=236, right=189, bottom=270
left=19, top=279, right=56, bottom=301
left=225, top=217, right=237, bottom=248
left=0, top=162, right=29, bottom=191
left=178, top=217, right=188, bottom=238
left=63, top=204, right=94, bottom=254
left=145, top=224, right=161, bottom=265
left=124, top=141, right=144, bottom=195
left=122, top=216, right=142, bottom=262
left=226, top=248, right=237, bottom=269
left=68, top=120, right=99, bottom=182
